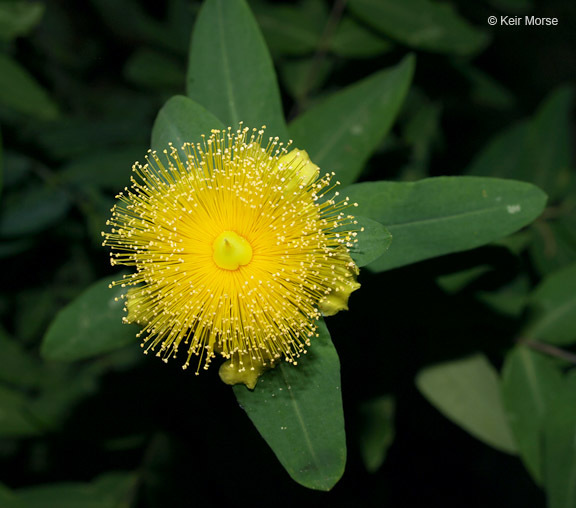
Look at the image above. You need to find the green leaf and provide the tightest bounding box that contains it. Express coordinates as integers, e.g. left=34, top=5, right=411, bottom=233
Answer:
left=16, top=471, right=137, bottom=508
left=0, top=328, right=42, bottom=388
left=530, top=215, right=576, bottom=276
left=279, top=57, right=333, bottom=102
left=348, top=0, right=489, bottom=56
left=233, top=320, right=345, bottom=491
left=32, top=118, right=149, bottom=160
left=330, top=17, right=391, bottom=58
left=0, top=186, right=71, bottom=238
left=349, top=216, right=392, bottom=267
left=400, top=91, right=442, bottom=180
left=525, top=262, right=576, bottom=346
left=289, top=55, right=414, bottom=187
left=525, top=86, right=575, bottom=201
left=0, top=1, right=45, bottom=41
left=124, top=49, right=185, bottom=91
left=0, top=53, right=59, bottom=120
left=0, top=484, right=26, bottom=508
left=416, top=353, right=516, bottom=454
left=465, top=122, right=528, bottom=179
left=436, top=265, right=493, bottom=295
left=0, top=384, right=42, bottom=437
left=543, top=370, right=576, bottom=508
left=0, top=128, right=3, bottom=197
left=151, top=95, right=224, bottom=154
left=343, top=176, right=548, bottom=271
left=41, top=276, right=138, bottom=362
left=59, top=146, right=146, bottom=190
left=255, top=1, right=324, bottom=56
left=358, top=396, right=395, bottom=473
left=501, top=345, right=562, bottom=484
left=187, top=0, right=287, bottom=139
left=466, top=86, right=574, bottom=202
left=456, top=63, right=515, bottom=110
left=477, top=273, right=531, bottom=318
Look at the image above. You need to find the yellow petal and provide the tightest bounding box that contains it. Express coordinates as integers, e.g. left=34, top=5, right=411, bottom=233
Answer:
left=319, top=252, right=361, bottom=317
left=275, top=148, right=320, bottom=194
left=218, top=353, right=276, bottom=390
left=124, top=288, right=145, bottom=325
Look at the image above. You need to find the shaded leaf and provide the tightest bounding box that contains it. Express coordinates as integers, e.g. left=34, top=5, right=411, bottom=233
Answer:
left=279, top=57, right=333, bottom=102
left=0, top=328, right=41, bottom=388
left=349, top=216, right=392, bottom=267
left=32, top=118, right=149, bottom=160
left=436, top=265, right=493, bottom=295
left=187, top=0, right=287, bottom=139
left=477, top=274, right=531, bottom=318
left=348, top=0, right=489, bottom=56
left=466, top=86, right=574, bottom=202
left=330, top=17, right=391, bottom=58
left=59, top=146, right=145, bottom=190
left=0, top=384, right=42, bottom=437
left=289, top=55, right=414, bottom=187
left=525, top=262, right=576, bottom=346
left=255, top=1, right=324, bottom=56
left=0, top=53, right=59, bottom=120
left=416, top=353, right=516, bottom=454
left=41, top=276, right=138, bottom=362
left=501, top=345, right=562, bottom=484
left=0, top=1, right=45, bottom=41
left=0, top=186, right=71, bottom=238
left=358, top=395, right=395, bottom=473
left=0, top=484, right=26, bottom=508
left=343, top=176, right=547, bottom=271
left=530, top=214, right=576, bottom=276
left=17, top=471, right=137, bottom=508
left=543, top=370, right=576, bottom=508
left=124, top=49, right=185, bottom=91
left=151, top=95, right=224, bottom=155
left=456, top=63, right=515, bottom=110
left=233, top=320, right=345, bottom=491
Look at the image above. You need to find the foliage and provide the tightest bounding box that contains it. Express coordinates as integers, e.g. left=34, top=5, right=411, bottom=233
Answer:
left=0, top=0, right=574, bottom=506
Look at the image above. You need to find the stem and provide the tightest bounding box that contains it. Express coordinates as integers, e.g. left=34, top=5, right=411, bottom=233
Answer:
left=287, top=0, right=348, bottom=120
left=518, top=337, right=576, bottom=365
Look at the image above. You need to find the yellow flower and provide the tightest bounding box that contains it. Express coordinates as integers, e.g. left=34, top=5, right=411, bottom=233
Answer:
left=102, top=126, right=360, bottom=383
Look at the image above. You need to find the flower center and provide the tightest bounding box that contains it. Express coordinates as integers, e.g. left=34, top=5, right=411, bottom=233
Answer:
left=212, top=231, right=253, bottom=270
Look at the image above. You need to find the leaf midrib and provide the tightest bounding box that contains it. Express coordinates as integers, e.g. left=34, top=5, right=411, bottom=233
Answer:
left=216, top=0, right=239, bottom=125
left=380, top=202, right=535, bottom=229
left=279, top=364, right=326, bottom=483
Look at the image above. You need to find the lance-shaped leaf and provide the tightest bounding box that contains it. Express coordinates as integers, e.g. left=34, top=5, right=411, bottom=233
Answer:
left=233, top=320, right=345, bottom=491
left=349, top=216, right=392, bottom=267
left=543, top=370, right=576, bottom=508
left=524, top=262, right=576, bottom=346
left=416, top=354, right=516, bottom=454
left=0, top=53, right=59, bottom=120
left=289, top=55, right=414, bottom=187
left=501, top=345, right=562, bottom=485
left=187, top=0, right=287, bottom=140
left=343, top=176, right=547, bottom=272
left=41, top=276, right=138, bottom=362
left=466, top=86, right=574, bottom=202
left=151, top=95, right=224, bottom=154
left=358, top=395, right=395, bottom=473
left=348, top=0, right=489, bottom=56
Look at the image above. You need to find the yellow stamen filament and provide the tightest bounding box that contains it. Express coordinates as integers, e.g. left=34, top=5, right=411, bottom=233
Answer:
left=102, top=125, right=361, bottom=374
